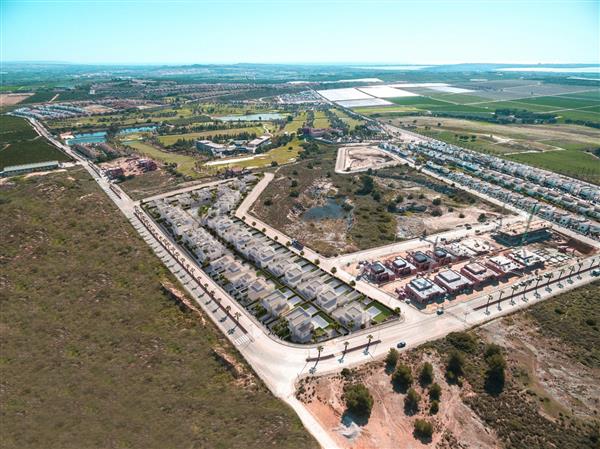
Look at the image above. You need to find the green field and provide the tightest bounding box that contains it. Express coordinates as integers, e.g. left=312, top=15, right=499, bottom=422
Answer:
left=312, top=111, right=330, bottom=128
left=124, top=140, right=200, bottom=178
left=0, top=169, right=317, bottom=449
left=508, top=149, right=600, bottom=184
left=330, top=109, right=364, bottom=130
left=282, top=111, right=307, bottom=134
left=0, top=115, right=70, bottom=170
left=158, top=126, right=264, bottom=146
left=201, top=137, right=303, bottom=174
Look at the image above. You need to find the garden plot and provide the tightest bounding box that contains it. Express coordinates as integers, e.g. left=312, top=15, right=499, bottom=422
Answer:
left=357, top=85, right=419, bottom=98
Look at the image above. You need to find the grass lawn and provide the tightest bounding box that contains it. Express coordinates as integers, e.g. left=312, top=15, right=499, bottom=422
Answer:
left=0, top=115, right=70, bottom=169
left=124, top=140, right=200, bottom=178
left=0, top=168, right=318, bottom=449
left=201, top=137, right=303, bottom=174
left=330, top=109, right=364, bottom=130
left=312, top=111, right=330, bottom=128
left=158, top=126, right=264, bottom=146
left=282, top=111, right=307, bottom=134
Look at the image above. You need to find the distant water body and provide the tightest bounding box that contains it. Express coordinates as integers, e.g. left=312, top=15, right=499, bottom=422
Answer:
left=66, top=126, right=157, bottom=145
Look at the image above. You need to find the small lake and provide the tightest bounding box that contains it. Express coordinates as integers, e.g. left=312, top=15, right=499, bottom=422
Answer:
left=303, top=197, right=348, bottom=221
left=66, top=126, right=157, bottom=145
left=215, top=113, right=285, bottom=122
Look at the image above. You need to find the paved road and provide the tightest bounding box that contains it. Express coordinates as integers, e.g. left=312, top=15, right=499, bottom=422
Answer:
left=29, top=118, right=600, bottom=449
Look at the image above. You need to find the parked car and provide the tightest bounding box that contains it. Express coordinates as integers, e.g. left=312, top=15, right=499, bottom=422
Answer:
left=397, top=341, right=407, bottom=348
left=591, top=269, right=600, bottom=277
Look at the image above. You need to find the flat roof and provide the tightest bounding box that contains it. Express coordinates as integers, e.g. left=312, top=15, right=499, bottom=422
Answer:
left=3, top=160, right=59, bottom=171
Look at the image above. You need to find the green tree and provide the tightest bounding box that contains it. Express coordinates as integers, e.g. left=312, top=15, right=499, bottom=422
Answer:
left=446, top=350, right=465, bottom=383
left=404, top=387, right=421, bottom=414
left=413, top=419, right=433, bottom=440
left=419, top=362, right=434, bottom=386
left=429, top=382, right=442, bottom=401
left=385, top=349, right=399, bottom=370
left=343, top=383, right=374, bottom=419
left=392, top=363, right=413, bottom=391
left=485, top=352, right=506, bottom=394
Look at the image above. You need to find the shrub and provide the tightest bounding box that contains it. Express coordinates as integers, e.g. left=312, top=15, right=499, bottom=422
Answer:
left=459, top=212, right=465, bottom=218
left=404, top=388, right=421, bottom=414
left=478, top=213, right=487, bottom=223
left=429, top=399, right=439, bottom=415
left=263, top=198, right=273, bottom=206
left=413, top=419, right=433, bottom=440
left=447, top=332, right=477, bottom=353
left=343, top=383, right=374, bottom=419
left=485, top=352, right=506, bottom=395
left=385, top=349, right=399, bottom=370
left=419, top=362, right=434, bottom=386
left=446, top=350, right=465, bottom=382
left=392, top=363, right=413, bottom=391
left=290, top=190, right=300, bottom=198
left=331, top=267, right=337, bottom=274
left=432, top=197, right=442, bottom=206
left=429, top=382, right=442, bottom=401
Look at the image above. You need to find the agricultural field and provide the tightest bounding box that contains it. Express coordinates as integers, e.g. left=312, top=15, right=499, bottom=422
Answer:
left=0, top=115, right=70, bottom=170
left=123, top=140, right=201, bottom=179
left=0, top=169, right=318, bottom=449
left=389, top=115, right=600, bottom=184
left=353, top=86, right=600, bottom=124
left=158, top=125, right=264, bottom=146
left=299, top=282, right=600, bottom=449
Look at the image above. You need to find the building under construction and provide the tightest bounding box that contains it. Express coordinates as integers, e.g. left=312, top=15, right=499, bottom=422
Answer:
left=493, top=222, right=552, bottom=247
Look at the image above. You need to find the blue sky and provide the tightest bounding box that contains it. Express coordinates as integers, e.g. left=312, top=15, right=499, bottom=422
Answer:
left=2, top=0, right=599, bottom=64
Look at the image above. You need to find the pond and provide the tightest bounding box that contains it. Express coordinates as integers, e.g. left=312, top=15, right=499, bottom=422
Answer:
left=215, top=113, right=285, bottom=122
left=66, top=126, right=157, bottom=145
left=302, top=197, right=349, bottom=221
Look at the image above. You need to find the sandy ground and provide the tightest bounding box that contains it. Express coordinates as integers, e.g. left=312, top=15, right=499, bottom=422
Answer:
left=0, top=93, right=33, bottom=106
left=336, top=145, right=401, bottom=173
left=481, top=318, right=600, bottom=420
left=299, top=354, right=500, bottom=449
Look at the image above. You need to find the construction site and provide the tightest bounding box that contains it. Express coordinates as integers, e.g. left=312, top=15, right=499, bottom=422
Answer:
left=344, top=217, right=596, bottom=311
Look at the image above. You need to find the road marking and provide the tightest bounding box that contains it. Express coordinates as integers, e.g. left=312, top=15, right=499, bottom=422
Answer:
left=232, top=334, right=252, bottom=346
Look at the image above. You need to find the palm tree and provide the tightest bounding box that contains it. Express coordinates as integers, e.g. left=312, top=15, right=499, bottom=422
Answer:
left=317, top=345, right=324, bottom=361
left=558, top=268, right=565, bottom=288
left=366, top=334, right=374, bottom=353
left=510, top=285, right=518, bottom=304
left=497, top=289, right=505, bottom=310
left=485, top=294, right=493, bottom=313
left=234, top=311, right=241, bottom=324
left=545, top=272, right=554, bottom=291
left=343, top=341, right=349, bottom=355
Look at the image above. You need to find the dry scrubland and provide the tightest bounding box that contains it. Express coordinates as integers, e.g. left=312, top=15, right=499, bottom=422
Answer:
left=253, top=145, right=499, bottom=256
left=0, top=168, right=317, bottom=449
left=300, top=281, right=600, bottom=449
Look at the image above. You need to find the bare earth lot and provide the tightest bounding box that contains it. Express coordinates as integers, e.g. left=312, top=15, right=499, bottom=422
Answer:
left=299, top=282, right=600, bottom=449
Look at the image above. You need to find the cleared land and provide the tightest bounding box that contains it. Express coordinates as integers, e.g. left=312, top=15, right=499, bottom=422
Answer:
left=300, top=282, right=600, bottom=449
left=252, top=145, right=498, bottom=256
left=0, top=115, right=70, bottom=169
left=0, top=93, right=33, bottom=106
left=0, top=168, right=318, bottom=449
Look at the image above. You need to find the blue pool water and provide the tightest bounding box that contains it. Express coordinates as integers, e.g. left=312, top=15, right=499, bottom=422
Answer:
left=66, top=126, right=157, bottom=145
